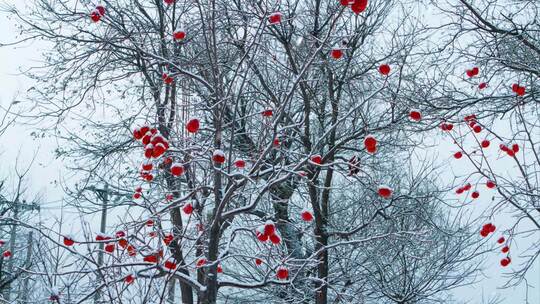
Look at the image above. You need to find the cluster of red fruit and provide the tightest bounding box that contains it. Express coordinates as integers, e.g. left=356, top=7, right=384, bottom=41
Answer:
left=89, top=5, right=106, bottom=23
left=465, top=67, right=487, bottom=90
left=340, top=0, right=368, bottom=14
left=499, top=143, right=519, bottom=157
left=440, top=122, right=454, bottom=131
left=133, top=126, right=170, bottom=159
left=457, top=180, right=496, bottom=196
left=479, top=223, right=496, bottom=237
left=255, top=221, right=282, bottom=245
left=1, top=240, right=10, bottom=258
left=464, top=114, right=483, bottom=133
left=133, top=125, right=172, bottom=181
left=511, top=83, right=526, bottom=96
left=465, top=66, right=480, bottom=78
left=496, top=237, right=511, bottom=267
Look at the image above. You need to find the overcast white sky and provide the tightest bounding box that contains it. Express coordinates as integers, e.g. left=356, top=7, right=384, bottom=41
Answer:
left=0, top=1, right=538, bottom=303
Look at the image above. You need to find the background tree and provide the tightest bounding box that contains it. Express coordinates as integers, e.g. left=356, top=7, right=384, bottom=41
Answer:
left=430, top=0, right=540, bottom=290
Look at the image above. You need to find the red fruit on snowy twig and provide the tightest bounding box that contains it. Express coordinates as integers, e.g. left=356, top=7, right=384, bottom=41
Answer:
left=511, top=84, right=526, bottom=96
left=105, top=243, right=115, bottom=253
left=90, top=11, right=101, bottom=23
left=310, top=154, right=322, bottom=164
left=118, top=239, right=128, bottom=248
left=440, top=123, right=453, bottom=131
left=264, top=220, right=276, bottom=235
left=186, top=119, right=200, bottom=133
left=173, top=31, right=186, bottom=41
left=501, top=246, right=509, bottom=253
left=164, top=260, right=177, bottom=270
left=262, top=109, right=273, bottom=117
left=196, top=258, right=207, bottom=268
left=471, top=191, right=479, bottom=199
left=3, top=250, right=12, bottom=258
left=143, top=253, right=159, bottom=263
left=511, top=144, right=519, bottom=153
left=331, top=49, right=343, bottom=60
left=481, top=140, right=490, bottom=148
left=256, top=229, right=269, bottom=242
left=133, top=128, right=143, bottom=140
left=480, top=223, right=496, bottom=237
left=95, top=5, right=106, bottom=16
left=497, top=237, right=505, bottom=244
left=301, top=209, right=314, bottom=222
left=409, top=110, right=421, bottom=121
left=466, top=67, right=479, bottom=78
left=96, top=234, right=111, bottom=241
left=162, top=73, right=174, bottom=85
left=268, top=12, right=282, bottom=25
left=377, top=185, right=393, bottom=199
left=127, top=245, right=137, bottom=256
left=453, top=152, right=463, bottom=159
left=234, top=159, right=246, bottom=169
left=212, top=150, right=225, bottom=164
left=182, top=203, right=194, bottom=215
left=364, top=135, right=378, bottom=154
left=163, top=234, right=174, bottom=246
left=255, top=258, right=263, bottom=266
left=125, top=274, right=135, bottom=284
left=500, top=257, right=511, bottom=267
left=276, top=266, right=289, bottom=280
left=63, top=236, right=75, bottom=246
left=171, top=163, right=185, bottom=176
left=351, top=0, right=368, bottom=14
left=486, top=180, right=496, bottom=189
left=478, top=82, right=487, bottom=89
left=269, top=234, right=281, bottom=245
left=378, top=64, right=390, bottom=75
left=152, top=143, right=166, bottom=158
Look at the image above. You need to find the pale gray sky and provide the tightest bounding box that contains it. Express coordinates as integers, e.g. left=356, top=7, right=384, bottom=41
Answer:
left=0, top=1, right=537, bottom=303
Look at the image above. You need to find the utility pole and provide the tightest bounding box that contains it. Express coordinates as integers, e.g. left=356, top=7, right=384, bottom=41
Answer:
left=20, top=231, right=33, bottom=303
left=1, top=199, right=39, bottom=302
left=80, top=183, right=128, bottom=303
left=1, top=202, right=18, bottom=302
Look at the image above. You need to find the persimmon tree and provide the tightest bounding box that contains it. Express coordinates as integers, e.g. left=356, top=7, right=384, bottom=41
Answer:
left=2, top=0, right=499, bottom=303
